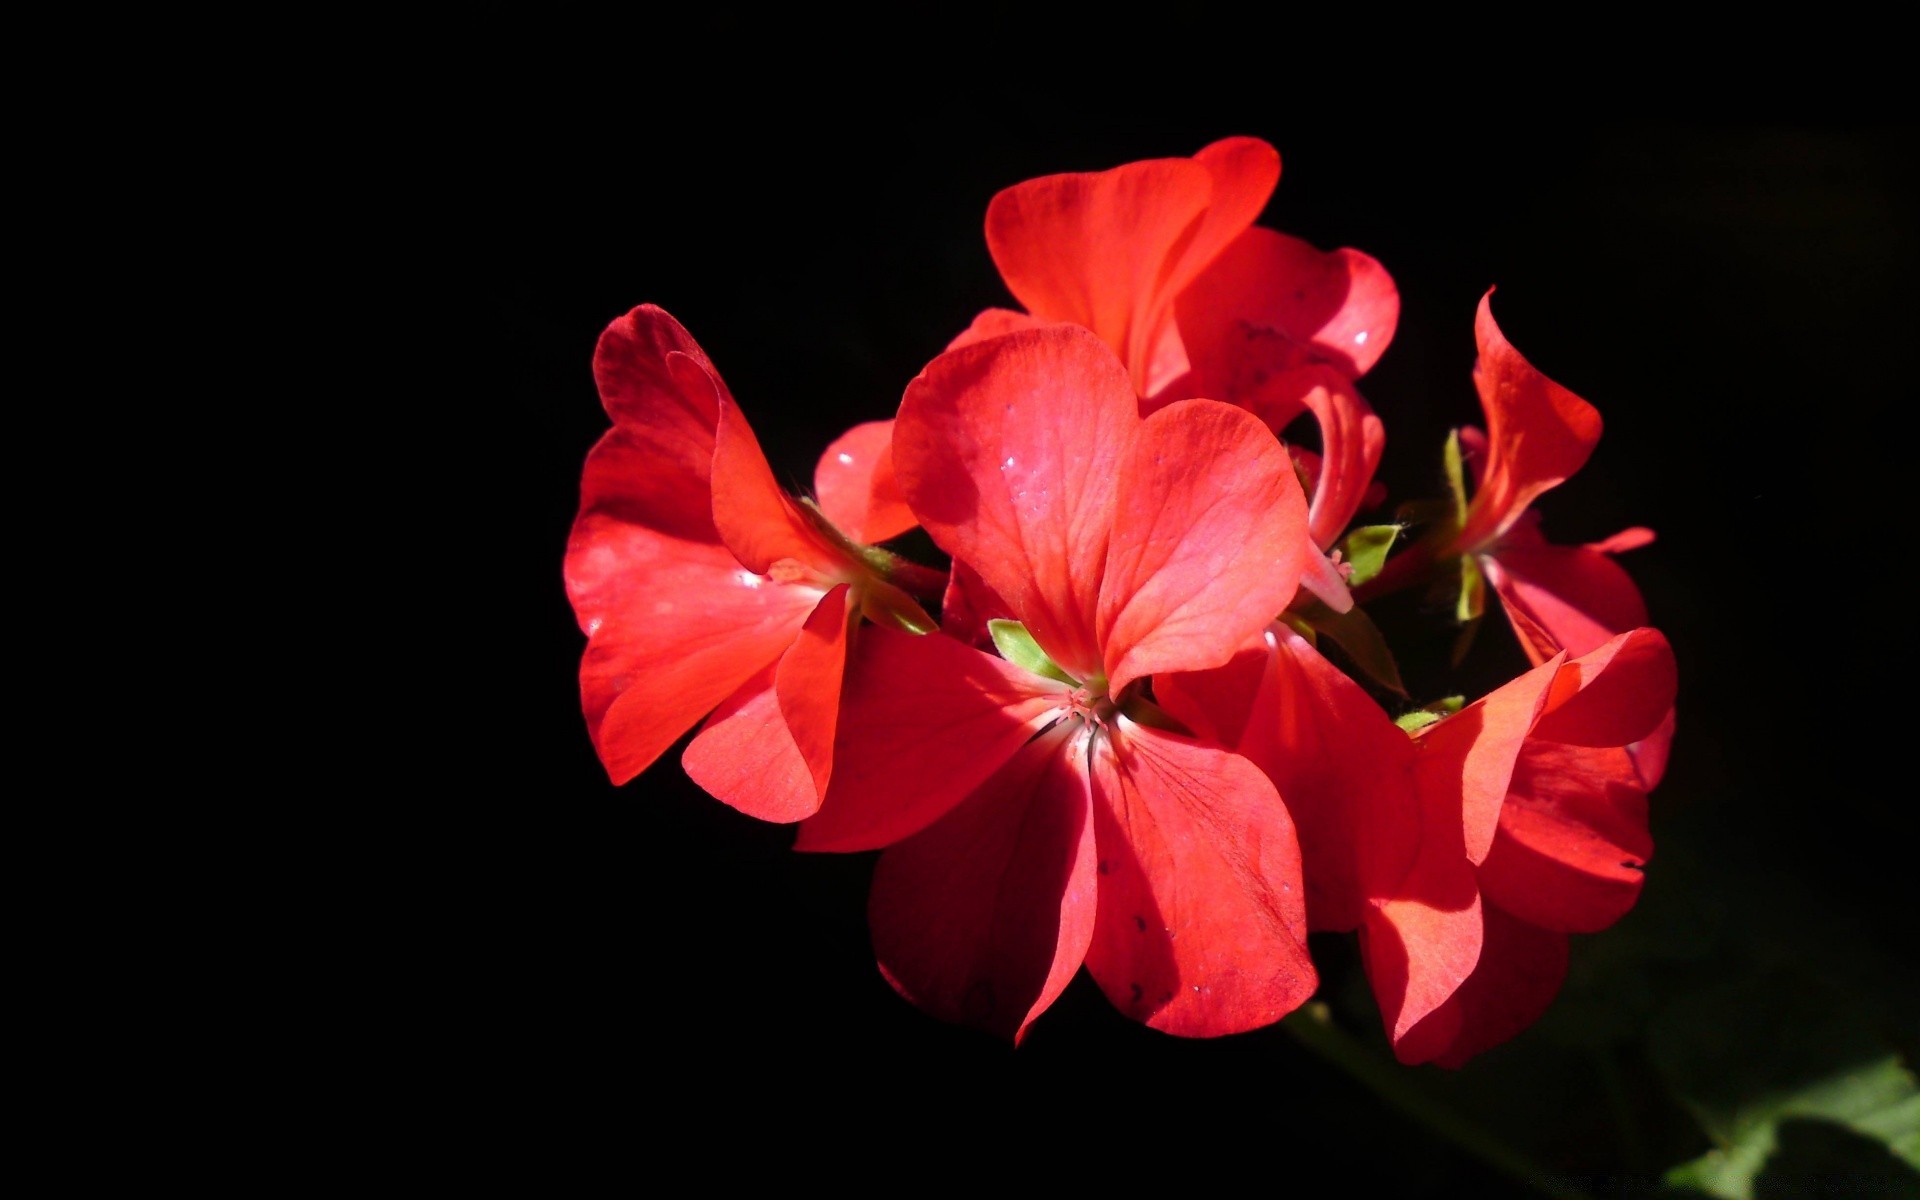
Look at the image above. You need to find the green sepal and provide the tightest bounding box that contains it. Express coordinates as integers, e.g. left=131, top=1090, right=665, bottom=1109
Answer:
left=987, top=619, right=1079, bottom=685
left=1456, top=554, right=1485, bottom=625
left=1336, top=524, right=1402, bottom=589
left=1394, top=695, right=1465, bottom=733
left=862, top=586, right=935, bottom=636
left=1293, top=599, right=1407, bottom=697
left=1443, top=427, right=1470, bottom=526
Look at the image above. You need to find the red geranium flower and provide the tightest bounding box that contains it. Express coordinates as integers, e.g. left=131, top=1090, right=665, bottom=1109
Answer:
left=564, top=305, right=934, bottom=821
left=796, top=324, right=1322, bottom=1042
left=1161, top=622, right=1675, bottom=1065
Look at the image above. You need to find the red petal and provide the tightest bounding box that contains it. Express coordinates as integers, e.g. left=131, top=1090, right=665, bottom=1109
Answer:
left=681, top=662, right=814, bottom=822
left=945, top=308, right=1051, bottom=352
left=985, top=154, right=1215, bottom=395
left=711, top=388, right=842, bottom=576
left=1083, top=718, right=1316, bottom=1037
left=1159, top=625, right=1416, bottom=933
left=1531, top=628, right=1678, bottom=748
left=1413, top=654, right=1561, bottom=864
left=773, top=584, right=856, bottom=800
left=937, top=557, right=1014, bottom=653
left=1455, top=290, right=1605, bottom=552
left=795, top=625, right=1067, bottom=852
left=1361, top=863, right=1485, bottom=1054
left=812, top=420, right=917, bottom=546
left=1098, top=399, right=1311, bottom=692
left=1293, top=368, right=1386, bottom=550
left=1590, top=526, right=1655, bottom=555
left=1479, top=744, right=1650, bottom=933
left=893, top=325, right=1136, bottom=680
left=1631, top=708, right=1677, bottom=791
left=1402, top=907, right=1570, bottom=1069
left=567, top=442, right=822, bottom=783
left=868, top=722, right=1099, bottom=1044
left=1174, top=227, right=1401, bottom=417
left=587, top=307, right=724, bottom=543
left=1483, top=524, right=1651, bottom=664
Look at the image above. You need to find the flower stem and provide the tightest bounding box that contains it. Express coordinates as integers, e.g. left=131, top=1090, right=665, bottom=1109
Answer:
left=1281, top=1003, right=1590, bottom=1200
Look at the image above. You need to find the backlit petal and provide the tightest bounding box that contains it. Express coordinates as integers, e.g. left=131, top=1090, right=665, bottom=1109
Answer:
left=1483, top=524, right=1651, bottom=665
left=1084, top=718, right=1316, bottom=1037
left=711, top=388, right=842, bottom=576
left=1098, top=399, right=1310, bottom=693
left=894, top=326, right=1135, bottom=679
left=1531, top=628, right=1678, bottom=749
left=813, top=420, right=917, bottom=545
left=1401, top=907, right=1569, bottom=1069
left=681, top=662, right=814, bottom=823
left=1414, top=653, right=1562, bottom=864
left=1455, top=290, right=1604, bottom=552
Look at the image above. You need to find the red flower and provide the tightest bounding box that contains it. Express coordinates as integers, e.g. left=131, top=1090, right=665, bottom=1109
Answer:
left=1441, top=290, right=1673, bottom=785
left=953, top=137, right=1395, bottom=611
left=564, top=305, right=933, bottom=822
left=1162, top=623, right=1675, bottom=1065
left=1400, top=628, right=1677, bottom=1066
left=797, top=324, right=1322, bottom=1042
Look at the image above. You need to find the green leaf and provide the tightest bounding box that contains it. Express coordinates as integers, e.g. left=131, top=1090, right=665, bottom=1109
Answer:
left=1653, top=975, right=1920, bottom=1198
left=1456, top=554, right=1485, bottom=625
left=1394, top=695, right=1464, bottom=733
left=986, top=619, right=1079, bottom=686
left=1336, top=524, right=1402, bottom=589
left=1298, top=601, right=1407, bottom=697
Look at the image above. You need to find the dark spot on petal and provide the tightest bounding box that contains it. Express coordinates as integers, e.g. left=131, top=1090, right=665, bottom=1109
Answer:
left=1134, top=915, right=1148, bottom=932
left=1159, top=991, right=1175, bottom=1005
left=1620, top=860, right=1644, bottom=871
left=1129, top=982, right=1143, bottom=1005
left=1098, top=859, right=1111, bottom=875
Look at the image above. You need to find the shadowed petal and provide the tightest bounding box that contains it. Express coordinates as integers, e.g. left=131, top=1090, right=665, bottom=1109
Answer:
left=1084, top=718, right=1315, bottom=1037
left=1483, top=524, right=1651, bottom=666
left=584, top=306, right=725, bottom=543
left=796, top=624, right=1067, bottom=852
left=1160, top=625, right=1416, bottom=933
left=869, top=723, right=1098, bottom=1044
left=1414, top=653, right=1562, bottom=864
left=1098, top=399, right=1310, bottom=693
left=712, top=389, right=842, bottom=576
left=1174, top=227, right=1400, bottom=418
left=1480, top=743, right=1651, bottom=933
left=682, top=662, right=814, bottom=823
left=1400, top=907, right=1570, bottom=1069
left=1292, top=368, right=1386, bottom=551
left=772, top=584, right=855, bottom=802
left=894, top=326, right=1135, bottom=679
left=938, top=557, right=1014, bottom=653
left=1455, top=290, right=1604, bottom=552
left=813, top=421, right=916, bottom=546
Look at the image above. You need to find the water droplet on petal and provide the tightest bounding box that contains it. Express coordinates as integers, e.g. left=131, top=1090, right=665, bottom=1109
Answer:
left=1002, top=456, right=1016, bottom=470
left=736, top=570, right=763, bottom=588
left=1354, top=330, right=1369, bottom=345
left=836, top=452, right=855, bottom=465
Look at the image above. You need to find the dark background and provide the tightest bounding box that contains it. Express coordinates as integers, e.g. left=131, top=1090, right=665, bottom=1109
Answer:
left=470, top=110, right=1915, bottom=1187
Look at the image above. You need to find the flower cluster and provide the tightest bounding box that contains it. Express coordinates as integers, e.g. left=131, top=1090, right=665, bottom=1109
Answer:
left=565, top=138, right=1676, bottom=1063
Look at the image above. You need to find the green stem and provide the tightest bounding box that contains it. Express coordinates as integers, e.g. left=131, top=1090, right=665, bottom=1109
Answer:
left=1282, top=1003, right=1591, bottom=1200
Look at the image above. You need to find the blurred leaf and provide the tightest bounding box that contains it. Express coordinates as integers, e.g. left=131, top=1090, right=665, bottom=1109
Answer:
left=1653, top=975, right=1920, bottom=1198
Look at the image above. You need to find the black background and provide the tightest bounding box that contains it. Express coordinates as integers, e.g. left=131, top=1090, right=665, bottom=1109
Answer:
left=468, top=107, right=1915, bottom=1186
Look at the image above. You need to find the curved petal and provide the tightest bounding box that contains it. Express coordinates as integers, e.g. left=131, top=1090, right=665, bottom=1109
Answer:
left=894, top=325, right=1135, bottom=680
left=1084, top=718, right=1316, bottom=1037
left=985, top=154, right=1214, bottom=394
left=937, top=557, right=1014, bottom=653
left=1174, top=227, right=1400, bottom=418
left=795, top=624, right=1067, bottom=852
left=1631, top=708, right=1677, bottom=791
left=1292, top=368, right=1386, bottom=551
left=945, top=307, right=1051, bottom=353
left=681, top=662, right=813, bottom=822
left=772, top=584, right=855, bottom=801
left=1483, top=532, right=1652, bottom=665
left=1479, top=744, right=1651, bottom=933
left=586, top=307, right=724, bottom=544
left=1158, top=625, right=1416, bottom=933
left=812, top=420, right=917, bottom=547
left=1399, top=907, right=1570, bottom=1069
left=868, top=722, right=1098, bottom=1044
left=1098, top=399, right=1311, bottom=693
left=1360, top=860, right=1484, bottom=1054
left=1413, top=653, right=1562, bottom=864
left=712, top=388, right=843, bottom=576
left=567, top=431, right=824, bottom=783
left=1455, top=290, right=1605, bottom=552
left=1531, top=627, right=1678, bottom=749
